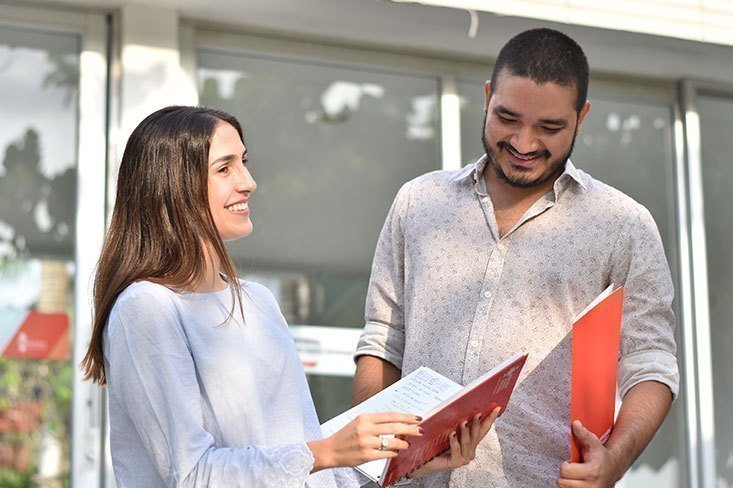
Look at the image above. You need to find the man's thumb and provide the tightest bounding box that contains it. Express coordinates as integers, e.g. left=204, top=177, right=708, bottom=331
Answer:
left=572, top=420, right=600, bottom=451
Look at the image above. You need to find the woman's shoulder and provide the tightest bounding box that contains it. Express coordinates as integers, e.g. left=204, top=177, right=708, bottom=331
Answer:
left=106, top=281, right=185, bottom=340
left=237, top=279, right=272, bottom=298
left=238, top=280, right=285, bottom=317
left=116, top=280, right=179, bottom=305
left=110, top=281, right=182, bottom=321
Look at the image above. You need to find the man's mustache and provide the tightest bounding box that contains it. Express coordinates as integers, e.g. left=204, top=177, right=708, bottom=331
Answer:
left=498, top=141, right=551, bottom=160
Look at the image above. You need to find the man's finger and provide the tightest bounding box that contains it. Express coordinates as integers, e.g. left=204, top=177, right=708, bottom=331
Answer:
left=572, top=420, right=602, bottom=452
left=558, top=460, right=589, bottom=481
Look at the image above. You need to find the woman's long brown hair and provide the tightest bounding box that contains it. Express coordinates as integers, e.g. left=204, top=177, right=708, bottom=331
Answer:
left=81, top=106, right=245, bottom=385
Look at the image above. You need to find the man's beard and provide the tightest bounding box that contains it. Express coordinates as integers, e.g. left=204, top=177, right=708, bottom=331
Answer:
left=481, top=114, right=577, bottom=189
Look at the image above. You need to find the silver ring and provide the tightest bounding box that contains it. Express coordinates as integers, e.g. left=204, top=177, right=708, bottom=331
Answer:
left=379, top=436, right=389, bottom=451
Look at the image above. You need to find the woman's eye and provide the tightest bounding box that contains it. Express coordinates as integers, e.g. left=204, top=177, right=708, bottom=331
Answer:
left=218, top=166, right=229, bottom=174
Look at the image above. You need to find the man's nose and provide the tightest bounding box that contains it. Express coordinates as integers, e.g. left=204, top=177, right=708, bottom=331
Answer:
left=509, top=127, right=540, bottom=154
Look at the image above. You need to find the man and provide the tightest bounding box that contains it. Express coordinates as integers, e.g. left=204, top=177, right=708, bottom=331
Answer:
left=352, top=28, right=678, bottom=487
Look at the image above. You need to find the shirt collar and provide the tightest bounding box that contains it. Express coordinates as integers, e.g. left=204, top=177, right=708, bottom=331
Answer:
left=455, top=155, right=588, bottom=194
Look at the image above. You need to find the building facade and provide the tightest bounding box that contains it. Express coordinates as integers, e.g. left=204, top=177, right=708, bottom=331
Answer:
left=1, top=1, right=732, bottom=486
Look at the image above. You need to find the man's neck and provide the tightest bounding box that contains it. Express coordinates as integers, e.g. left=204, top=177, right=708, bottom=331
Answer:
left=483, top=170, right=557, bottom=237
left=484, top=169, right=556, bottom=212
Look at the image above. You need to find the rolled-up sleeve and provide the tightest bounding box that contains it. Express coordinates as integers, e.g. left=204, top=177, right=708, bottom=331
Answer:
left=610, top=207, right=679, bottom=400
left=354, top=183, right=412, bottom=370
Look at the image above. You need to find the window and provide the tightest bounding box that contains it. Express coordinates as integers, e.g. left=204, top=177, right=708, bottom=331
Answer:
left=198, top=47, right=440, bottom=419
left=0, top=24, right=80, bottom=486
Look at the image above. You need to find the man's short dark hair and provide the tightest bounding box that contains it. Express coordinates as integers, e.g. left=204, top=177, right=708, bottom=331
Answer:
left=490, top=28, right=589, bottom=112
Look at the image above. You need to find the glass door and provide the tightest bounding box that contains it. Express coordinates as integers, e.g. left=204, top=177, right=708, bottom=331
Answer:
left=696, top=89, right=733, bottom=488
left=0, top=8, right=107, bottom=488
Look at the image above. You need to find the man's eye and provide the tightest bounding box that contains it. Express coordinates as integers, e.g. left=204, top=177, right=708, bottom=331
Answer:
left=498, top=115, right=516, bottom=124
left=543, top=126, right=562, bottom=134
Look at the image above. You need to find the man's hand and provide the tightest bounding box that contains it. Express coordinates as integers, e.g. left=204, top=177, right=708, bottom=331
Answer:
left=557, top=420, right=621, bottom=488
left=557, top=381, right=673, bottom=488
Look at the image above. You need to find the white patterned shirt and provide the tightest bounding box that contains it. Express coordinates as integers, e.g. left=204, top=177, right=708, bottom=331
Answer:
left=355, top=157, right=679, bottom=487
left=104, top=280, right=361, bottom=487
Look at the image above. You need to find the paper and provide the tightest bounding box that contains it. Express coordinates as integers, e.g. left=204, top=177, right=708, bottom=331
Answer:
left=320, top=367, right=461, bottom=480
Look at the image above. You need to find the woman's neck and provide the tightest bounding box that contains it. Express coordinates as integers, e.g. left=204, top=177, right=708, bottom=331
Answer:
left=194, top=248, right=228, bottom=293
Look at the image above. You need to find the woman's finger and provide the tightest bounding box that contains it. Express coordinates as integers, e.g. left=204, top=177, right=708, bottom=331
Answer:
left=378, top=436, right=410, bottom=451
left=479, top=406, right=501, bottom=438
left=458, top=420, right=471, bottom=459
left=446, top=431, right=461, bottom=464
left=372, top=422, right=422, bottom=438
left=360, top=412, right=421, bottom=425
left=467, top=413, right=482, bottom=458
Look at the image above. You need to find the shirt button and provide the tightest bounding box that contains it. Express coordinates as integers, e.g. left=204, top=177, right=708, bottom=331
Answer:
left=484, top=291, right=492, bottom=298
left=497, top=242, right=505, bottom=251
left=470, top=340, right=479, bottom=348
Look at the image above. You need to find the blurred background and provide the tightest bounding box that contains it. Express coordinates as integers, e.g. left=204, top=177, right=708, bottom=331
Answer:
left=1, top=0, right=732, bottom=486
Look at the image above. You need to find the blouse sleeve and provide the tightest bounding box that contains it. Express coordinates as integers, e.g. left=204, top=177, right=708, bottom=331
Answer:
left=104, top=285, right=315, bottom=488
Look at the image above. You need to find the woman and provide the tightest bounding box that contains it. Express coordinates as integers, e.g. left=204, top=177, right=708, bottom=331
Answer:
left=81, top=106, right=498, bottom=487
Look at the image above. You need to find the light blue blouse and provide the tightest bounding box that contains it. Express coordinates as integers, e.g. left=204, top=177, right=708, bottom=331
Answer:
left=103, top=280, right=361, bottom=487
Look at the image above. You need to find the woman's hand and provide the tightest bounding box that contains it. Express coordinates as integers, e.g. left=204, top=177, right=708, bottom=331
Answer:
left=307, top=412, right=422, bottom=472
left=408, top=406, right=501, bottom=479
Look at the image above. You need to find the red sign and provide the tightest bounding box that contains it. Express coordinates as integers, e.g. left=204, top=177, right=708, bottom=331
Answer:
left=2, top=311, right=70, bottom=360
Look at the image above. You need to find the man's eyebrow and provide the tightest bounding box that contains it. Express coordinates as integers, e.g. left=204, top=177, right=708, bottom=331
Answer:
left=539, top=117, right=567, bottom=127
left=495, top=105, right=519, bottom=118
left=495, top=104, right=567, bottom=126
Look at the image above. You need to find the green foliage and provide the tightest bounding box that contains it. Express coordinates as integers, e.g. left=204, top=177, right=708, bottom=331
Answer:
left=0, top=468, right=31, bottom=488
left=0, top=357, right=72, bottom=483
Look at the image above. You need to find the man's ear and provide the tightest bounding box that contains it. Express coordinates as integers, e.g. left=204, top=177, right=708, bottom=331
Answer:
left=576, top=100, right=591, bottom=134
left=484, top=80, right=491, bottom=113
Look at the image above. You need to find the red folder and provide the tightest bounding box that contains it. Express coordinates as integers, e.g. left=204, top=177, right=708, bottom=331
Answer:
left=570, top=285, right=624, bottom=462
left=380, top=353, right=527, bottom=486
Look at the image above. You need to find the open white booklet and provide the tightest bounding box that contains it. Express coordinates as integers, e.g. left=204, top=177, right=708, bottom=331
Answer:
left=320, top=352, right=527, bottom=486
left=321, top=366, right=461, bottom=481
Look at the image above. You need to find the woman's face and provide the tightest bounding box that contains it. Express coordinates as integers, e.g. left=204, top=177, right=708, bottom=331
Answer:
left=207, top=122, right=257, bottom=242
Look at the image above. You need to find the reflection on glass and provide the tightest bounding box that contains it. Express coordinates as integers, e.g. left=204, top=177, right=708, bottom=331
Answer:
left=198, top=55, right=439, bottom=274
left=458, top=78, right=684, bottom=486
left=458, top=79, right=487, bottom=165
left=199, top=51, right=440, bottom=418
left=0, top=25, right=78, bottom=486
left=699, top=94, right=733, bottom=488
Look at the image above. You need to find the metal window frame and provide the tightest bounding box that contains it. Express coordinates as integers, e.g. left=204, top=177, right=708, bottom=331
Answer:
left=679, top=78, right=733, bottom=488
left=190, top=25, right=489, bottom=174
left=0, top=4, right=109, bottom=487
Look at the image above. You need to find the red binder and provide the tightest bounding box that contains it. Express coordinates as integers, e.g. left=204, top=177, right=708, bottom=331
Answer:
left=570, top=285, right=624, bottom=462
left=380, top=353, right=528, bottom=486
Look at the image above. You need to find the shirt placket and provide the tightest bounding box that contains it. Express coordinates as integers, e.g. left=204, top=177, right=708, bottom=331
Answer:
left=461, top=191, right=557, bottom=384
left=461, top=193, right=507, bottom=383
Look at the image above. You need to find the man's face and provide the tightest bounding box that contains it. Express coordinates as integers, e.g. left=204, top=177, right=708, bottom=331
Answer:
left=482, top=70, right=590, bottom=189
